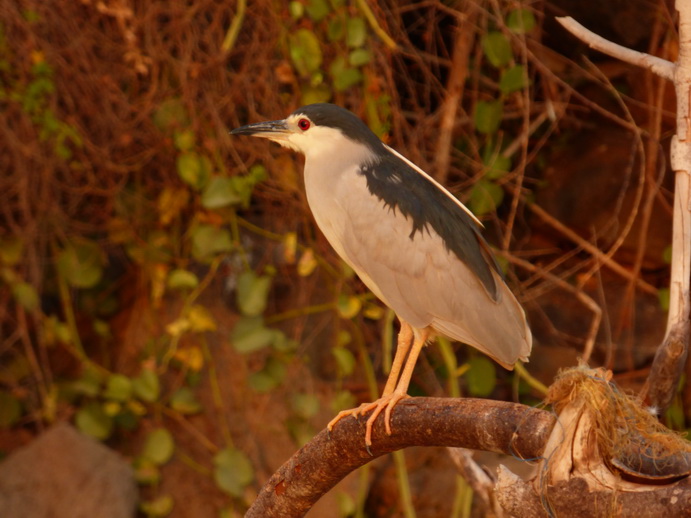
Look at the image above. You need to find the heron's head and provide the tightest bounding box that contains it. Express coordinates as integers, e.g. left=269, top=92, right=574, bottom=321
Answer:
left=231, top=103, right=384, bottom=162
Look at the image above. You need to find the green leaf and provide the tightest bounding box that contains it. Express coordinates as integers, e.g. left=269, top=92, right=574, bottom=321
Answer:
left=291, top=393, right=320, bottom=419
left=190, top=224, right=233, bottom=261
left=11, top=282, right=39, bottom=311
left=289, top=29, right=323, bottom=76
left=334, top=67, right=363, bottom=92
left=232, top=320, right=276, bottom=353
left=71, top=367, right=104, bottom=397
left=300, top=84, right=332, bottom=105
left=140, top=495, right=174, bottom=517
left=132, top=369, right=160, bottom=403
left=346, top=17, right=367, bottom=47
left=104, top=374, right=133, bottom=402
left=0, top=391, right=22, bottom=427
left=133, top=457, right=160, bottom=485
left=187, top=304, right=217, bottom=332
left=507, top=9, right=536, bottom=34
left=500, top=65, right=528, bottom=94
left=56, top=240, right=104, bottom=289
left=153, top=98, right=188, bottom=133
left=236, top=271, right=272, bottom=317
left=173, top=129, right=195, bottom=151
left=249, top=357, right=286, bottom=392
left=327, top=17, right=345, bottom=41
left=465, top=356, right=497, bottom=397
left=481, top=32, right=512, bottom=68
left=0, top=237, right=23, bottom=265
left=349, top=48, right=371, bottom=67
left=305, top=0, right=330, bottom=21
left=170, top=387, right=202, bottom=414
left=176, top=151, right=211, bottom=190
left=248, top=371, right=278, bottom=392
left=213, top=447, right=254, bottom=497
left=483, top=150, right=511, bottom=180
left=662, top=245, right=672, bottom=264
left=474, top=99, right=504, bottom=135
left=142, top=428, right=175, bottom=465
left=330, top=389, right=356, bottom=413
left=469, top=179, right=504, bottom=217
left=167, top=269, right=199, bottom=291
left=332, top=346, right=356, bottom=376
left=75, top=402, right=113, bottom=440
left=201, top=177, right=243, bottom=209
left=337, top=294, right=361, bottom=319
left=289, top=1, right=304, bottom=19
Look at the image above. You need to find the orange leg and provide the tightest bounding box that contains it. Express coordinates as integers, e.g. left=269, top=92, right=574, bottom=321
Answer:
left=327, top=321, right=430, bottom=449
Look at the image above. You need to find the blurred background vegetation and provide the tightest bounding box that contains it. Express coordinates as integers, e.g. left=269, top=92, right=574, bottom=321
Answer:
left=0, top=0, right=685, bottom=516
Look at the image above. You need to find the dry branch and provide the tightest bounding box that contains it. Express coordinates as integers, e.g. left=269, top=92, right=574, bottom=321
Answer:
left=558, top=6, right=690, bottom=411
left=245, top=398, right=554, bottom=518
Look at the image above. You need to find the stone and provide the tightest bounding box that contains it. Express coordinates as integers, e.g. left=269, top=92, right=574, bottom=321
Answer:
left=0, top=422, right=137, bottom=518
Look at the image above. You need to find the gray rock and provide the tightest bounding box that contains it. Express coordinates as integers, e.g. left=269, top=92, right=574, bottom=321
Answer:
left=0, top=422, right=137, bottom=518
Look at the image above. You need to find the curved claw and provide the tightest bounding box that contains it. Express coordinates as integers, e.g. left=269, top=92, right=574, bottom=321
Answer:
left=327, top=391, right=410, bottom=450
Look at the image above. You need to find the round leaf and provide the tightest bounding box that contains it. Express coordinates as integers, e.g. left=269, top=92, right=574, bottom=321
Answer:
left=291, top=393, right=320, bottom=419
left=190, top=224, right=233, bottom=261
left=236, top=271, right=272, bottom=317
left=474, top=99, right=504, bottom=135
left=11, top=282, right=39, bottom=311
left=57, top=241, right=104, bottom=289
left=289, top=29, right=323, bottom=76
left=465, top=356, right=497, bottom=397
left=305, top=0, right=330, bottom=21
left=0, top=237, right=23, bottom=265
left=349, top=48, right=371, bottom=67
left=201, top=177, right=243, bottom=209
left=176, top=151, right=211, bottom=190
left=507, top=9, right=536, bottom=34
left=233, top=325, right=275, bottom=354
left=104, top=374, right=132, bottom=402
left=132, top=369, right=160, bottom=403
left=337, top=294, right=361, bottom=319
left=214, top=447, right=254, bottom=497
left=500, top=65, right=528, bottom=94
left=170, top=387, right=202, bottom=414
left=75, top=402, right=113, bottom=440
left=481, top=32, right=512, bottom=68
left=167, top=269, right=199, bottom=291
left=140, top=495, right=174, bottom=517
left=142, top=428, right=175, bottom=465
left=332, top=346, right=356, bottom=376
left=469, top=179, right=504, bottom=217
left=346, top=17, right=366, bottom=47
left=187, top=304, right=217, bottom=332
left=173, top=129, right=195, bottom=151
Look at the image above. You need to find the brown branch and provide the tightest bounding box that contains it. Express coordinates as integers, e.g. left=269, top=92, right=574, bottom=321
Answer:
left=245, top=398, right=555, bottom=518
left=555, top=17, right=674, bottom=80
left=434, top=6, right=477, bottom=184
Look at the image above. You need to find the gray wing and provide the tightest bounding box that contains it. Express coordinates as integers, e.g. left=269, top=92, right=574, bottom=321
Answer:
left=337, top=173, right=532, bottom=369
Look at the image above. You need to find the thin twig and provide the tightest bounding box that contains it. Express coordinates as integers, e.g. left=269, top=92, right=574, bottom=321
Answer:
left=556, top=17, right=674, bottom=81
left=435, top=7, right=477, bottom=184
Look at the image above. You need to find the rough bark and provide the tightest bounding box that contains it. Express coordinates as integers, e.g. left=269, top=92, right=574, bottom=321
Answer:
left=245, top=398, right=554, bottom=518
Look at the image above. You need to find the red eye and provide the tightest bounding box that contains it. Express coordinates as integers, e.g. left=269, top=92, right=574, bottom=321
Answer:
left=298, top=118, right=311, bottom=131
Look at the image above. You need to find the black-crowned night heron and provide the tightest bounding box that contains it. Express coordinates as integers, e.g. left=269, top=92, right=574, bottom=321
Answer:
left=232, top=103, right=532, bottom=447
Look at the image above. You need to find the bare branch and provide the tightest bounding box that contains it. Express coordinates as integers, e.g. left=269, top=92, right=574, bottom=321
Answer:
left=245, top=398, right=554, bottom=518
left=555, top=16, right=674, bottom=81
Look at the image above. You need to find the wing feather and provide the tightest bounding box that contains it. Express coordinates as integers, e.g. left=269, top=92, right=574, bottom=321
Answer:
left=336, top=172, right=531, bottom=368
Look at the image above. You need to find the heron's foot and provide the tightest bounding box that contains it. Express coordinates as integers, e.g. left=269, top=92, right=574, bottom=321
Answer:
left=327, top=390, right=409, bottom=449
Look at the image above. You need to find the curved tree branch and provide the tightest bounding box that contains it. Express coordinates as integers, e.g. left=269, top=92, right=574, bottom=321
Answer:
left=246, top=398, right=555, bottom=518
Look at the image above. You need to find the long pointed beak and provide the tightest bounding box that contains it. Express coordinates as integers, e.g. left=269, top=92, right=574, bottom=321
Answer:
left=231, top=119, right=289, bottom=140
